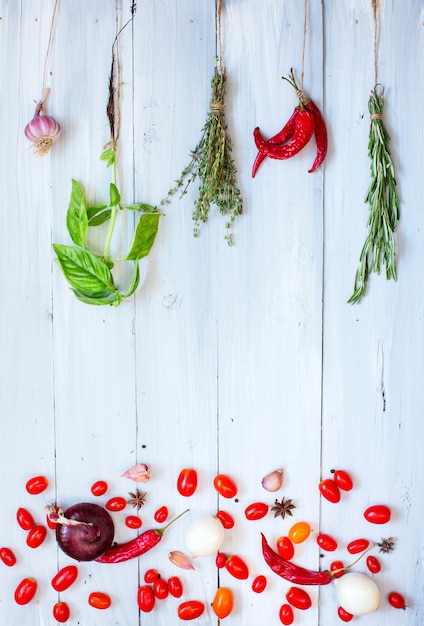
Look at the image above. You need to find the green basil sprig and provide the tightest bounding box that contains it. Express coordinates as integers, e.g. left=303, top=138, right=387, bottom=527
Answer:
left=53, top=149, right=160, bottom=307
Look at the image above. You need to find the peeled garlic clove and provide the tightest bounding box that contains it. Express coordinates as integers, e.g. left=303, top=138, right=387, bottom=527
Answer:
left=262, top=467, right=284, bottom=492
left=169, top=550, right=195, bottom=570
left=122, top=463, right=151, bottom=482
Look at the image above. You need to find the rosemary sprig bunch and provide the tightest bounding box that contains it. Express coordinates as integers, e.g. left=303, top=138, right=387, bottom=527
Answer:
left=348, top=87, right=400, bottom=304
left=160, top=63, right=243, bottom=245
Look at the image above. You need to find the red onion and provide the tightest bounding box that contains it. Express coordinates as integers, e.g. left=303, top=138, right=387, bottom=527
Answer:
left=47, top=503, right=114, bottom=562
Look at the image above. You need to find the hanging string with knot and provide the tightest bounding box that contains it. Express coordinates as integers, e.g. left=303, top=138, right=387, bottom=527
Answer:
left=300, top=0, right=308, bottom=92
left=216, top=0, right=224, bottom=72
left=39, top=0, right=60, bottom=106
left=372, top=0, right=379, bottom=87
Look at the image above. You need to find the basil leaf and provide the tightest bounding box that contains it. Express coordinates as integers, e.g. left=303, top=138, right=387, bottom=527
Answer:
left=66, top=180, right=88, bottom=247
left=100, top=148, right=116, bottom=167
left=121, top=261, right=140, bottom=298
left=72, top=288, right=122, bottom=307
left=126, top=213, right=160, bottom=261
left=53, top=244, right=115, bottom=295
left=110, top=182, right=121, bottom=206
left=125, top=203, right=156, bottom=213
left=88, top=209, right=112, bottom=226
left=87, top=204, right=108, bottom=220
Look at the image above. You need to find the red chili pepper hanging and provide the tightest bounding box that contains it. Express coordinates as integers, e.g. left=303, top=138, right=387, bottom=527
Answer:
left=261, top=533, right=333, bottom=585
left=252, top=108, right=299, bottom=177
left=254, top=109, right=315, bottom=160
left=305, top=100, right=327, bottom=172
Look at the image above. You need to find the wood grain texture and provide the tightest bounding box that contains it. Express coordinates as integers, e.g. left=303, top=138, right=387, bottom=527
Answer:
left=0, top=0, right=423, bottom=624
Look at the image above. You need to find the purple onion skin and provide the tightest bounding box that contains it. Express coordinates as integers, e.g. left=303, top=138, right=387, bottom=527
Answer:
left=56, top=503, right=115, bottom=562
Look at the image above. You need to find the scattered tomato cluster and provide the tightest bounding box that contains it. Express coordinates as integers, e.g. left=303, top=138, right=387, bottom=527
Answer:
left=0, top=466, right=409, bottom=623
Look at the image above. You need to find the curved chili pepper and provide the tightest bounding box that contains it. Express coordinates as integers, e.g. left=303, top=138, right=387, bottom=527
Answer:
left=252, top=108, right=299, bottom=178
left=96, top=509, right=189, bottom=564
left=261, top=533, right=332, bottom=585
left=306, top=100, right=328, bottom=172
left=254, top=110, right=315, bottom=161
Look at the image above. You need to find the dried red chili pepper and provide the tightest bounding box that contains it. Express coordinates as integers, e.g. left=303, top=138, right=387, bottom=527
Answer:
left=95, top=509, right=188, bottom=564
left=254, top=109, right=315, bottom=161
left=306, top=100, right=327, bottom=172
left=261, top=533, right=332, bottom=585
left=252, top=108, right=299, bottom=177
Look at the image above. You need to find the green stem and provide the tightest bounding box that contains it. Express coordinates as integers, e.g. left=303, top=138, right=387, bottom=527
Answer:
left=103, top=153, right=118, bottom=258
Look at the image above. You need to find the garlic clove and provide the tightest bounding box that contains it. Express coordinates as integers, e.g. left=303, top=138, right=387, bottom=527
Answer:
left=168, top=550, right=195, bottom=570
left=262, top=467, right=284, bottom=492
left=121, top=463, right=151, bottom=483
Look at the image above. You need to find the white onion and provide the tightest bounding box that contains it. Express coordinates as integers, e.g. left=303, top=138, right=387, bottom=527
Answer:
left=334, top=572, right=380, bottom=615
left=185, top=515, right=225, bottom=558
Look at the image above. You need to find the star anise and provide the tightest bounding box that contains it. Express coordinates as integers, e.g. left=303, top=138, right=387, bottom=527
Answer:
left=127, top=488, right=147, bottom=511
left=377, top=537, right=395, bottom=554
left=271, top=497, right=296, bottom=519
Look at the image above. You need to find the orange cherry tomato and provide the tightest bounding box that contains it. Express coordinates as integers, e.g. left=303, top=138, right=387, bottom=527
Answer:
left=105, top=496, right=127, bottom=512
left=17, top=507, right=35, bottom=531
left=125, top=515, right=142, bottom=529
left=177, top=468, right=198, bottom=497
left=366, top=555, right=381, bottom=574
left=0, top=547, right=16, bottom=567
left=333, top=469, right=353, bottom=491
left=26, top=475, right=48, bottom=495
left=279, top=603, right=294, bottom=625
left=277, top=536, right=295, bottom=560
left=338, top=606, right=354, bottom=621
left=91, top=480, right=108, bottom=496
left=330, top=560, right=345, bottom=578
left=347, top=538, right=369, bottom=554
left=319, top=478, right=341, bottom=503
left=154, top=505, right=168, bottom=523
left=53, top=601, right=71, bottom=623
left=153, top=577, right=169, bottom=600
left=177, top=600, right=205, bottom=620
left=14, top=577, right=37, bottom=605
left=137, top=585, right=155, bottom=612
left=216, top=510, right=235, bottom=529
left=213, top=474, right=238, bottom=498
left=244, top=502, right=269, bottom=520
left=26, top=525, right=47, bottom=549
left=51, top=565, right=78, bottom=591
left=286, top=586, right=312, bottom=610
left=316, top=533, right=337, bottom=552
left=225, top=554, right=249, bottom=579
left=212, top=587, right=234, bottom=619
left=168, top=576, right=183, bottom=598
left=288, top=521, right=311, bottom=544
left=252, top=575, right=267, bottom=593
left=88, top=591, right=111, bottom=610
left=364, top=504, right=391, bottom=524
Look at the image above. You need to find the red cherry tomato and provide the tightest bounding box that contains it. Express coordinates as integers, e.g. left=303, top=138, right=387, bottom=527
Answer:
left=137, top=585, right=155, bottom=612
left=288, top=521, right=311, bottom=544
left=0, top=547, right=16, bottom=567
left=46, top=505, right=59, bottom=530
left=17, top=507, right=35, bottom=531
left=388, top=591, right=406, bottom=609
left=53, top=601, right=71, bottom=623
left=177, top=600, right=205, bottom=620
left=168, top=576, right=183, bottom=598
left=364, top=504, right=391, bottom=524
left=144, top=568, right=159, bottom=583
left=125, top=515, right=142, bottom=529
left=277, top=536, right=295, bottom=560
left=154, top=577, right=169, bottom=599
left=319, top=478, right=341, bottom=503
left=51, top=565, right=78, bottom=592
left=225, top=554, right=249, bottom=579
left=216, top=510, right=235, bottom=529
left=26, top=525, right=47, bottom=549
left=216, top=552, right=227, bottom=568
left=330, top=560, right=345, bottom=578
left=333, top=470, right=353, bottom=491
left=26, top=475, right=48, bottom=495
left=212, top=587, right=234, bottom=619
left=105, top=496, right=127, bottom=512
left=347, top=538, right=369, bottom=554
left=279, top=603, right=294, bottom=625
left=286, top=586, right=312, bottom=610
left=91, top=480, right=108, bottom=496
left=177, top=468, right=198, bottom=497
left=213, top=474, right=238, bottom=498
left=317, top=533, right=337, bottom=551
left=366, top=555, right=381, bottom=574
left=337, top=606, right=353, bottom=622
left=14, top=577, right=37, bottom=605
left=88, top=592, right=111, bottom=610
left=252, top=575, right=267, bottom=593
left=154, top=506, right=168, bottom=523
left=244, top=502, right=269, bottom=520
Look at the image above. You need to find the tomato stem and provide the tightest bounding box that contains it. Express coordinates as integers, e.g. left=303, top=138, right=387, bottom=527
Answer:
left=331, top=543, right=377, bottom=578
left=155, top=509, right=190, bottom=537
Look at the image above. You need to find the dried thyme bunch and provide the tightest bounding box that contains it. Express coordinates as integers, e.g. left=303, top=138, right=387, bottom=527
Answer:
left=161, top=63, right=243, bottom=245
left=348, top=87, right=400, bottom=304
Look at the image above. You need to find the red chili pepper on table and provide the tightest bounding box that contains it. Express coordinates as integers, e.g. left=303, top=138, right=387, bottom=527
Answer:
left=96, top=509, right=188, bottom=564
left=261, top=533, right=333, bottom=585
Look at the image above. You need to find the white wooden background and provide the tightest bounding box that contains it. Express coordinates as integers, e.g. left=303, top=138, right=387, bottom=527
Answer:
left=1, top=0, right=423, bottom=624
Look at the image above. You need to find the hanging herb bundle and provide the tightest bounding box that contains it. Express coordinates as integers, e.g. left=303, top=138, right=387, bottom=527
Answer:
left=348, top=0, right=400, bottom=304
left=160, top=1, right=242, bottom=245
left=53, top=4, right=161, bottom=307
left=348, top=88, right=400, bottom=304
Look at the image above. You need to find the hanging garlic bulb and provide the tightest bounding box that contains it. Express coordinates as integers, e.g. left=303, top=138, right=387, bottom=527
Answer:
left=262, top=467, right=284, bottom=492
left=24, top=89, right=61, bottom=156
